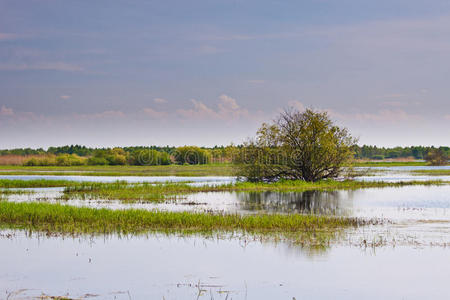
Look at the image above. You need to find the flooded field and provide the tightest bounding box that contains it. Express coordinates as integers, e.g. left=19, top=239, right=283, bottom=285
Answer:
left=1, top=166, right=449, bottom=299
left=1, top=231, right=449, bottom=300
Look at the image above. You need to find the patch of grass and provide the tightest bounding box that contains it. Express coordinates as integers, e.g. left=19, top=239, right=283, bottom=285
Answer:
left=0, top=189, right=34, bottom=195
left=0, top=164, right=235, bottom=177
left=411, top=169, right=450, bottom=176
left=0, top=179, right=83, bottom=188
left=352, top=161, right=428, bottom=167
left=0, top=201, right=364, bottom=247
left=62, top=181, right=193, bottom=202
left=60, top=179, right=450, bottom=202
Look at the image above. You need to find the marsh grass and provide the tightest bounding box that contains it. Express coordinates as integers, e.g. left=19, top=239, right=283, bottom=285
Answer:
left=0, top=201, right=367, bottom=246
left=0, top=189, right=34, bottom=195
left=0, top=164, right=235, bottom=176
left=411, top=169, right=450, bottom=176
left=60, top=179, right=450, bottom=202
left=0, top=179, right=83, bottom=188
left=352, top=161, right=428, bottom=167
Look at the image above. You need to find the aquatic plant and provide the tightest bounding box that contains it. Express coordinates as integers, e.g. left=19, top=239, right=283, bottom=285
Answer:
left=0, top=201, right=365, bottom=246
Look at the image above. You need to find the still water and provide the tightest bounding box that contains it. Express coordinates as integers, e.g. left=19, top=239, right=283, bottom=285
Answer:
left=1, top=231, right=449, bottom=300
left=1, top=167, right=450, bottom=299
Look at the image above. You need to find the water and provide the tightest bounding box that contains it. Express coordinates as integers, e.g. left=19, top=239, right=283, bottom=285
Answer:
left=1, top=231, right=449, bottom=299
left=0, top=174, right=235, bottom=185
left=1, top=167, right=450, bottom=299
left=1, top=165, right=450, bottom=184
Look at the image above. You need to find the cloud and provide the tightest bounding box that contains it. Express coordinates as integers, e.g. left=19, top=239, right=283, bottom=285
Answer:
left=142, top=108, right=168, bottom=119
left=381, top=93, right=406, bottom=99
left=197, top=45, right=223, bottom=54
left=75, top=110, right=125, bottom=120
left=176, top=94, right=250, bottom=121
left=0, top=106, right=14, bottom=116
left=287, top=100, right=305, bottom=112
left=177, top=99, right=217, bottom=119
left=247, top=79, right=265, bottom=84
left=60, top=95, right=71, bottom=100
left=0, top=62, right=84, bottom=72
left=153, top=98, right=168, bottom=104
left=0, top=33, right=17, bottom=41
left=331, top=109, right=422, bottom=123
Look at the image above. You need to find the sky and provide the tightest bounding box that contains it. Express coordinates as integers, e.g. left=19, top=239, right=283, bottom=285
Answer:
left=1, top=0, right=450, bottom=148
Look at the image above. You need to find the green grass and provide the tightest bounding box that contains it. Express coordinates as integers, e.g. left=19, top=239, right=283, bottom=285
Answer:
left=411, top=169, right=450, bottom=176
left=1, top=178, right=447, bottom=203
left=352, top=161, right=428, bottom=167
left=0, top=201, right=363, bottom=246
left=60, top=179, right=450, bottom=202
left=0, top=189, right=34, bottom=195
left=0, top=162, right=444, bottom=177
left=0, top=164, right=235, bottom=177
left=0, top=179, right=85, bottom=188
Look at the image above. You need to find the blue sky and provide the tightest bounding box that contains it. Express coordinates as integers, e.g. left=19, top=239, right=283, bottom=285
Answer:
left=1, top=0, right=450, bottom=148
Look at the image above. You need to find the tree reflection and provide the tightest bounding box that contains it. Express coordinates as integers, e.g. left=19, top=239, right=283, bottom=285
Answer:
left=236, top=190, right=354, bottom=216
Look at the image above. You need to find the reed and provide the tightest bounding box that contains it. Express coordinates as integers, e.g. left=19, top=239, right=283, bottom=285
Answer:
left=0, top=201, right=363, bottom=239
left=61, top=179, right=449, bottom=202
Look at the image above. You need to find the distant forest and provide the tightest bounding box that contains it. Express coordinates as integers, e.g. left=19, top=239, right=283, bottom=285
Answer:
left=1, top=144, right=449, bottom=161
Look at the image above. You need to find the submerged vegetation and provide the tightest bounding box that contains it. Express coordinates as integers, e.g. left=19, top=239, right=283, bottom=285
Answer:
left=0, top=178, right=448, bottom=202
left=0, top=201, right=365, bottom=246
left=0, top=163, right=235, bottom=176
left=59, top=179, right=449, bottom=202
left=0, top=179, right=82, bottom=188
left=411, top=169, right=450, bottom=176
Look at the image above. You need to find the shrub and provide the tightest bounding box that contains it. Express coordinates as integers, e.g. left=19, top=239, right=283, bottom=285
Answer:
left=371, top=155, right=385, bottom=160
left=55, top=154, right=86, bottom=166
left=87, top=157, right=109, bottom=165
left=23, top=156, right=56, bottom=166
left=425, top=149, right=448, bottom=166
left=128, top=149, right=172, bottom=165
left=173, top=146, right=211, bottom=165
left=233, top=108, right=356, bottom=182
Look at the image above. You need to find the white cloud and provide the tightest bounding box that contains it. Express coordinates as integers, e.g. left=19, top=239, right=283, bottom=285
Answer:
left=142, top=108, right=168, bottom=119
left=197, top=45, right=223, bottom=54
left=247, top=79, right=265, bottom=84
left=381, top=93, right=406, bottom=99
left=331, top=109, right=422, bottom=123
left=287, top=100, right=305, bottom=112
left=177, top=99, right=217, bottom=119
left=0, top=106, right=14, bottom=116
left=0, top=62, right=84, bottom=72
left=0, top=33, right=17, bottom=41
left=153, top=98, right=168, bottom=104
left=176, top=94, right=250, bottom=121
left=75, top=110, right=125, bottom=120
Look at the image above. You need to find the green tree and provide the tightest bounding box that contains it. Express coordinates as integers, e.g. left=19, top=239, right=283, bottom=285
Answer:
left=173, top=146, right=211, bottom=165
left=425, top=148, right=448, bottom=166
left=234, top=108, right=357, bottom=182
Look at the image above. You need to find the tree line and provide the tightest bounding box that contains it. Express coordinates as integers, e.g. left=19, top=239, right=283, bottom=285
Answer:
left=1, top=142, right=449, bottom=167
left=1, top=144, right=448, bottom=161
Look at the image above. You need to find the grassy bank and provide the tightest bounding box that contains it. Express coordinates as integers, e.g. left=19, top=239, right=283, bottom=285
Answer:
left=0, top=164, right=235, bottom=177
left=0, top=189, right=34, bottom=195
left=0, top=178, right=447, bottom=202
left=0, top=179, right=87, bottom=188
left=0, top=161, right=437, bottom=177
left=411, top=169, right=450, bottom=176
left=352, top=161, right=428, bottom=167
left=0, top=201, right=363, bottom=245
left=60, top=179, right=449, bottom=202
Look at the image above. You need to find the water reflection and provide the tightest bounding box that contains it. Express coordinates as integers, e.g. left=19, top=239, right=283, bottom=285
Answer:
left=1, top=229, right=449, bottom=300
left=236, top=190, right=351, bottom=215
